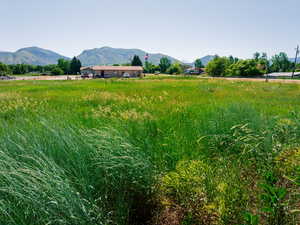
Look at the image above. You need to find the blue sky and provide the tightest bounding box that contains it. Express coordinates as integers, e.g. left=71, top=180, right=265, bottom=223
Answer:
left=1, top=0, right=299, bottom=61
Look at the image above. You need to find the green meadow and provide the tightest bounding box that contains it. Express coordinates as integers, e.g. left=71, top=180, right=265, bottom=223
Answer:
left=0, top=78, right=299, bottom=225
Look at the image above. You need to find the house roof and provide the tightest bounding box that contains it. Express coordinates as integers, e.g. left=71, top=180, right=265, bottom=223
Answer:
left=80, top=66, right=143, bottom=71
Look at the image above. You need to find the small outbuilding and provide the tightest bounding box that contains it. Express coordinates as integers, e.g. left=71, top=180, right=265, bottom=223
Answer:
left=184, top=67, right=205, bottom=75
left=80, top=66, right=143, bottom=78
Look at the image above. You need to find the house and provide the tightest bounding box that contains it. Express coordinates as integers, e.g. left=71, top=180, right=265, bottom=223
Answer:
left=185, top=67, right=205, bottom=75
left=80, top=66, right=143, bottom=78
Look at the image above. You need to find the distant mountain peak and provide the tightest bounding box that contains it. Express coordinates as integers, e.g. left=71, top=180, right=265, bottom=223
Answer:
left=0, top=47, right=69, bottom=65
left=198, top=55, right=216, bottom=65
left=77, top=46, right=181, bottom=66
left=101, top=46, right=112, bottom=49
left=16, top=46, right=44, bottom=52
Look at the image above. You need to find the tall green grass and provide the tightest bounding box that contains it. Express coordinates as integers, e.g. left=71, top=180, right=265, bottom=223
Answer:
left=0, top=78, right=299, bottom=224
left=0, top=118, right=154, bottom=225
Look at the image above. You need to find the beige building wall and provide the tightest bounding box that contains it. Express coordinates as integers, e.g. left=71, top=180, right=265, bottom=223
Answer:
left=81, top=68, right=143, bottom=78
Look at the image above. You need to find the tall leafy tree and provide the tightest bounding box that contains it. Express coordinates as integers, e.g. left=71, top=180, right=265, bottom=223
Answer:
left=0, top=62, right=10, bottom=76
left=131, top=55, right=143, bottom=66
left=167, top=63, right=183, bottom=74
left=253, top=52, right=261, bottom=61
left=58, top=58, right=70, bottom=74
left=271, top=52, right=292, bottom=72
left=51, top=66, right=64, bottom=75
left=228, top=55, right=239, bottom=64
left=159, top=57, right=171, bottom=73
left=225, top=59, right=263, bottom=77
left=36, top=65, right=44, bottom=73
left=257, top=53, right=269, bottom=74
left=70, top=57, right=82, bottom=74
left=261, top=52, right=268, bottom=60
left=12, top=64, right=28, bottom=74
left=206, top=56, right=230, bottom=77
left=144, top=61, right=157, bottom=73
left=43, top=64, right=57, bottom=73
left=194, top=59, right=204, bottom=68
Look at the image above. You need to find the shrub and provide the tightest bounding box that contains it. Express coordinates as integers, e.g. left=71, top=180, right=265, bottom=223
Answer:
left=276, top=148, right=300, bottom=180
left=273, top=148, right=300, bottom=224
left=156, top=160, right=248, bottom=224
left=167, top=63, right=183, bottom=75
left=51, top=66, right=64, bottom=75
left=206, top=57, right=230, bottom=77
left=0, top=62, right=10, bottom=76
left=159, top=57, right=171, bottom=73
left=225, top=59, right=264, bottom=77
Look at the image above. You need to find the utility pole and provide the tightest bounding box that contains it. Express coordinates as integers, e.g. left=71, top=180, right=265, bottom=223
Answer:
left=292, top=45, right=299, bottom=79
left=265, top=61, right=269, bottom=82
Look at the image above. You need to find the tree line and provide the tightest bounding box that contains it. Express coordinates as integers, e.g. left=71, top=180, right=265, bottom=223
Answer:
left=130, top=54, right=187, bottom=75
left=129, top=52, right=300, bottom=77
left=0, top=57, right=82, bottom=76
left=205, top=52, right=300, bottom=77
left=1, top=52, right=299, bottom=77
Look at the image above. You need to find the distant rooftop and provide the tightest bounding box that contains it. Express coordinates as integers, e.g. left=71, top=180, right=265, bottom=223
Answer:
left=81, top=66, right=143, bottom=71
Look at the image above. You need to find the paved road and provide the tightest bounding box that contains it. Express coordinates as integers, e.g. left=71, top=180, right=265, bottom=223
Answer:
left=5, top=75, right=300, bottom=84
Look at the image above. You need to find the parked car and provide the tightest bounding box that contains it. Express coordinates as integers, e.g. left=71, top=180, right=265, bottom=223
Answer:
left=41, top=72, right=51, bottom=76
left=94, top=74, right=103, bottom=78
left=81, top=74, right=90, bottom=79
left=123, top=73, right=130, bottom=78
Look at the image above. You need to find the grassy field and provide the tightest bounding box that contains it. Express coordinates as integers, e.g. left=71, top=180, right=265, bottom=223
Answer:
left=0, top=78, right=299, bottom=225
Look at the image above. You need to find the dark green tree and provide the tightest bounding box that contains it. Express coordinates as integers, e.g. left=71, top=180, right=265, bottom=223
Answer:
left=51, top=66, right=64, bottom=75
left=194, top=59, right=204, bottom=68
left=144, top=61, right=156, bottom=73
left=261, top=52, right=268, bottom=60
left=43, top=64, right=57, bottom=73
left=257, top=53, right=269, bottom=74
left=36, top=65, right=44, bottom=73
left=167, top=63, right=183, bottom=74
left=206, top=56, right=230, bottom=77
left=228, top=55, right=239, bottom=64
left=159, top=57, right=171, bottom=73
left=253, top=52, right=261, bottom=61
left=58, top=58, right=70, bottom=74
left=131, top=55, right=143, bottom=66
left=271, top=52, right=292, bottom=72
left=12, top=64, right=28, bottom=74
left=225, top=59, right=263, bottom=77
left=0, top=62, right=10, bottom=76
left=70, top=57, right=82, bottom=74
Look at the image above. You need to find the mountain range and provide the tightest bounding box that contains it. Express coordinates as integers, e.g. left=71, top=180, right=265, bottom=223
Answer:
left=0, top=47, right=69, bottom=65
left=289, top=58, right=300, bottom=64
left=0, top=46, right=215, bottom=66
left=77, top=47, right=180, bottom=66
